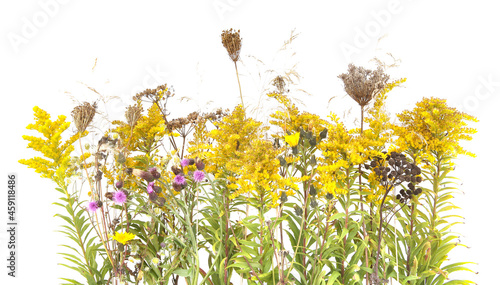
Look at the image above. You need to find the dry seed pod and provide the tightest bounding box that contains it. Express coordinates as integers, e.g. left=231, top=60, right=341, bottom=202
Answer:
left=72, top=102, right=97, bottom=133
left=221, top=29, right=242, bottom=62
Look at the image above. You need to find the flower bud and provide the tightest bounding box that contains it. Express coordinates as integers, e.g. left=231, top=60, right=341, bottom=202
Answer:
left=149, top=192, right=158, bottom=202
left=294, top=205, right=303, bottom=216
left=116, top=180, right=123, bottom=189
left=280, top=191, right=288, bottom=203
left=155, top=197, right=166, bottom=207
left=195, top=159, right=205, bottom=170
left=171, top=166, right=182, bottom=175
left=132, top=169, right=154, bottom=182
left=326, top=193, right=334, bottom=200
left=309, top=185, right=317, bottom=197
left=105, top=192, right=114, bottom=200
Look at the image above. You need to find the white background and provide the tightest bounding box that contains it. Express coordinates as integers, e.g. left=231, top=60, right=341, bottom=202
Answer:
left=1, top=0, right=499, bottom=284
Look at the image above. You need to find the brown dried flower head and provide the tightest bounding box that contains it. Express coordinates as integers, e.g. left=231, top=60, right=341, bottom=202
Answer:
left=125, top=103, right=143, bottom=127
left=72, top=102, right=97, bottom=133
left=133, top=84, right=172, bottom=102
left=272, top=76, right=287, bottom=94
left=221, top=29, right=242, bottom=62
left=338, top=64, right=390, bottom=107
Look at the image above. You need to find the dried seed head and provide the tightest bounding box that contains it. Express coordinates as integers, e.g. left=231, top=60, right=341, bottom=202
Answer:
left=272, top=75, right=287, bottom=94
left=72, top=102, right=97, bottom=133
left=125, top=103, right=143, bottom=127
left=221, top=29, right=242, bottom=62
left=338, top=64, right=390, bottom=107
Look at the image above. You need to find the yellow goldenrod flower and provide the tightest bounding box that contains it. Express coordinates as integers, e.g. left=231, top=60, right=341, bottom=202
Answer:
left=112, top=231, right=136, bottom=244
left=284, top=132, right=300, bottom=147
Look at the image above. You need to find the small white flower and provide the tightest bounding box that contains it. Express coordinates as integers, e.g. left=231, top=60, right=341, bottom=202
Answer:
left=151, top=257, right=160, bottom=266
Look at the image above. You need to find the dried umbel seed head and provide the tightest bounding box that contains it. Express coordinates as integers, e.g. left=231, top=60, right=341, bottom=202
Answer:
left=221, top=28, right=242, bottom=62
left=72, top=102, right=97, bottom=133
left=125, top=103, right=143, bottom=127
left=338, top=64, right=390, bottom=107
left=133, top=84, right=171, bottom=102
left=272, top=75, right=288, bottom=94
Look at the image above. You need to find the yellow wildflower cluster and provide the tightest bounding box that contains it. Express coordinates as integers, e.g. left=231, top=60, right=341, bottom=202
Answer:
left=363, top=78, right=407, bottom=152
left=186, top=116, right=213, bottom=169
left=268, top=92, right=326, bottom=139
left=111, top=102, right=167, bottom=153
left=315, top=113, right=365, bottom=196
left=394, top=97, right=478, bottom=160
left=205, top=105, right=296, bottom=206
left=112, top=231, right=136, bottom=245
left=19, top=106, right=86, bottom=186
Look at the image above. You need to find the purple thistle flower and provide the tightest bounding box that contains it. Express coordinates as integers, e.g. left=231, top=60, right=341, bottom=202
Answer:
left=147, top=181, right=155, bottom=194
left=113, top=190, right=127, bottom=205
left=181, top=158, right=190, bottom=167
left=173, top=174, right=186, bottom=185
left=88, top=201, right=99, bottom=212
left=193, top=170, right=205, bottom=183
